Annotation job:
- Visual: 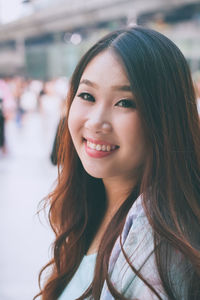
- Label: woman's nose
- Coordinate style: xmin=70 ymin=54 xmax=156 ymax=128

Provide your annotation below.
xmin=84 ymin=109 xmax=112 ymax=134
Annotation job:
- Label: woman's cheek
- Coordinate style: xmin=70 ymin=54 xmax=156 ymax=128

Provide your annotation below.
xmin=68 ymin=102 xmax=77 ymax=136
xmin=68 ymin=100 xmax=85 ymax=135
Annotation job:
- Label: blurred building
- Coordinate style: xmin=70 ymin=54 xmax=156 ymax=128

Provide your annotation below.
xmin=0 ymin=0 xmax=199 ymax=79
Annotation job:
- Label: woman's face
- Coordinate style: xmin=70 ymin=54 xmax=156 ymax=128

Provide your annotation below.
xmin=68 ymin=50 xmax=147 ymax=183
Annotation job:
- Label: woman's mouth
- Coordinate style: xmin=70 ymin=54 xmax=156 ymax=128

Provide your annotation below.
xmin=86 ymin=140 xmax=118 ymax=152
xmin=83 ymin=138 xmax=119 ymax=158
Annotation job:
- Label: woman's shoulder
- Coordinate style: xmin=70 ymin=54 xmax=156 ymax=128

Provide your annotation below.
xmin=121 ymin=194 xmax=151 ymax=243
xmin=110 ymin=194 xmax=154 ymax=271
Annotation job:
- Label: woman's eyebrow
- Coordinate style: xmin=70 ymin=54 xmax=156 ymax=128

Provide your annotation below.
xmin=113 ymin=85 xmax=131 ymax=91
xmin=80 ymin=79 xmax=98 ymax=88
xmin=80 ymin=79 xmax=131 ymax=91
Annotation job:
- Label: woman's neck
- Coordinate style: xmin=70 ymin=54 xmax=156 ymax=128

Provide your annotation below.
xmin=103 ymin=176 xmax=137 ymax=215
xmin=86 ymin=177 xmax=137 ymax=255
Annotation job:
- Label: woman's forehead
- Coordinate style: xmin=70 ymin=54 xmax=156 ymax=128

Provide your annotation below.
xmin=79 ymin=50 xmax=130 ymax=88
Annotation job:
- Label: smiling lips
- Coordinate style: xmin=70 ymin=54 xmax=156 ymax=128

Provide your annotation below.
xmin=84 ymin=138 xmax=119 ymax=158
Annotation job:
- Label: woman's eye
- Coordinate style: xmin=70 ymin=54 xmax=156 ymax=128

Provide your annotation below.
xmin=77 ymin=92 xmax=95 ymax=102
xmin=116 ymin=99 xmax=136 ymax=109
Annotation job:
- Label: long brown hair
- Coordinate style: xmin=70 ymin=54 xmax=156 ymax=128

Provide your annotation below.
xmin=35 ymin=27 xmax=200 ymax=299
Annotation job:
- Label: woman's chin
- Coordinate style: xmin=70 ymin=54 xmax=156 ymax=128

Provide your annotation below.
xmin=82 ymin=164 xmax=108 ymax=179
xmin=84 ymin=169 xmax=105 ymax=179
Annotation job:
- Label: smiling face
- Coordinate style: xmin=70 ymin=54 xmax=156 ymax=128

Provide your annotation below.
xmin=68 ymin=50 xmax=147 ymax=185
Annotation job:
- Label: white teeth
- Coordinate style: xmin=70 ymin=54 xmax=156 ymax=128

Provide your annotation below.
xmin=91 ymin=143 xmax=96 ymax=149
xmin=106 ymin=145 xmax=111 ymax=151
xmin=86 ymin=140 xmax=117 ymax=152
xmin=96 ymin=144 xmax=101 ymax=151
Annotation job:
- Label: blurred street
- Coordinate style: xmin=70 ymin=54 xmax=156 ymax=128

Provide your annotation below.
xmin=0 ymin=112 xmax=58 ymax=300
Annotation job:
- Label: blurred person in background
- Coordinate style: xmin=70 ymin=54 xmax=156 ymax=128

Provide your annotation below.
xmin=35 ymin=27 xmax=200 ymax=300
xmin=19 ymin=79 xmax=43 ymax=118
xmin=0 ymin=97 xmax=5 ymax=154
xmin=0 ymin=78 xmax=16 ymax=120
xmin=38 ymin=78 xmax=69 ymax=158
xmin=0 ymin=78 xmax=16 ymax=154
xmin=50 ymin=77 xmax=69 ymax=165
xmin=9 ymin=76 xmax=26 ymax=127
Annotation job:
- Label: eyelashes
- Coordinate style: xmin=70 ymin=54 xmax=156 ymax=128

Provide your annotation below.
xmin=77 ymin=92 xmax=136 ymax=109
xmin=77 ymin=92 xmax=94 ymax=102
xmin=116 ymin=99 xmax=136 ymax=109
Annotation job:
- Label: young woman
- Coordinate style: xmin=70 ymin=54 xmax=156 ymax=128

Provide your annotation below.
xmin=35 ymin=26 xmax=200 ymax=300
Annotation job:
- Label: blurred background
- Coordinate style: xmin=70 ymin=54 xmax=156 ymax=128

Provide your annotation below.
xmin=0 ymin=0 xmax=199 ymax=299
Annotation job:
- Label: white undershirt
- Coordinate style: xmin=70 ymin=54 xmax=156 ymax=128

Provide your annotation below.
xmin=58 ymin=253 xmax=97 ymax=300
